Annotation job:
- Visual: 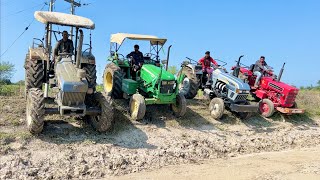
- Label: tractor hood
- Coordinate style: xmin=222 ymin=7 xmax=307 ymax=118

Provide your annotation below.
xmin=212 ymin=69 xmax=251 ymax=91
xmin=140 ymin=64 xmax=175 ymax=83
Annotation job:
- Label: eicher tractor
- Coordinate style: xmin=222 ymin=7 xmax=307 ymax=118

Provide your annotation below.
xmin=103 ymin=33 xmax=186 ymax=120
xmin=181 ymin=56 xmax=258 ymax=119
xmin=231 ymin=57 xmax=305 ymax=117
xmin=24 ymin=11 xmax=114 ymax=134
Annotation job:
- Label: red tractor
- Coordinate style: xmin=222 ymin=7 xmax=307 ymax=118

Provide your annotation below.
xmin=232 ymin=60 xmax=304 ymax=117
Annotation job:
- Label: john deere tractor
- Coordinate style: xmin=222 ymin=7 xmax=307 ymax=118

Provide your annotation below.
xmin=24 ymin=11 xmax=113 ymax=134
xmin=103 ymin=33 xmax=186 ymax=120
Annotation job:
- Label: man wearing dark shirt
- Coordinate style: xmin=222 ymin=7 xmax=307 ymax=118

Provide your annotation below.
xmin=126 ymin=44 xmax=144 ymax=71
xmin=54 ymin=31 xmax=74 ymax=58
xmin=253 ymin=56 xmax=272 ymax=87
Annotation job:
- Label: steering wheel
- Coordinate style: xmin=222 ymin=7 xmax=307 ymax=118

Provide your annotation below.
xmin=144 ymin=53 xmax=157 ymax=60
xmin=111 ymin=51 xmax=125 ymax=60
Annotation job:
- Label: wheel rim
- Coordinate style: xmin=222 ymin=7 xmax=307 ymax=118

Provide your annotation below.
xmin=180 ymin=77 xmax=190 ymax=94
xmin=104 ymin=72 xmax=113 ymax=92
xmin=130 ymin=99 xmax=139 ymax=115
xmin=210 ymin=103 xmax=220 ymax=116
xmin=260 ymin=102 xmax=270 ymax=115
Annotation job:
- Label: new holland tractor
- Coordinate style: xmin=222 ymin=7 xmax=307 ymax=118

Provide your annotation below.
xmin=231 ymin=57 xmax=305 ymax=117
xmin=103 ymin=33 xmax=186 ymax=120
xmin=24 ymin=11 xmax=114 ymax=134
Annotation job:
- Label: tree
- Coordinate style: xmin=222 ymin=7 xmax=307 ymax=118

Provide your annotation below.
xmin=167 ymin=65 xmax=178 ymax=75
xmin=317 ymin=80 xmax=320 ymax=87
xmin=0 ymin=61 xmax=15 ymax=84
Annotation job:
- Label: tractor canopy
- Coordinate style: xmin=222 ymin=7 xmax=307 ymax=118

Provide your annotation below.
xmin=34 ymin=11 xmax=95 ymax=29
xmin=110 ymin=33 xmax=167 ymax=46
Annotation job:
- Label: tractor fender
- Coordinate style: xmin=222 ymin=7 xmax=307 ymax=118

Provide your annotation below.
xmin=255 ymin=89 xmax=268 ymax=99
xmin=28 ymin=47 xmax=48 ymax=61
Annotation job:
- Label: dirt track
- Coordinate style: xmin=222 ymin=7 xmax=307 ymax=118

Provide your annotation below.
xmin=0 ymin=96 xmax=320 ymax=179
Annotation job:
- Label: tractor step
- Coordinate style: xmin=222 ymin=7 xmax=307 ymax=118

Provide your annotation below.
xmin=276 ymin=107 xmax=305 ymax=114
xmin=230 ymin=103 xmax=258 ymax=112
xmin=44 ymin=107 xmax=101 ymax=116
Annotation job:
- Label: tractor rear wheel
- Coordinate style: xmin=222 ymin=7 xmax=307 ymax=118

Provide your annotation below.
xmin=103 ymin=63 xmax=123 ymax=98
xmin=172 ymin=93 xmax=187 ymax=117
xmin=88 ymin=92 xmax=114 ymax=132
xmin=26 ymin=88 xmax=45 ymax=134
xmin=25 ymin=59 xmax=45 ymax=94
xmin=259 ymin=98 xmax=275 ymax=118
xmin=209 ymin=97 xmax=225 ymax=119
xmin=129 ymin=94 xmax=146 ymax=120
xmin=178 ymin=67 xmax=199 ymax=99
xmin=83 ymin=64 xmax=97 ymax=92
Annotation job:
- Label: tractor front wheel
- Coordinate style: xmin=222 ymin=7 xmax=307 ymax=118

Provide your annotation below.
xmin=25 ymin=59 xmax=45 ymax=94
xmin=259 ymin=98 xmax=275 ymax=118
xmin=129 ymin=94 xmax=146 ymax=120
xmin=26 ymin=88 xmax=45 ymax=134
xmin=103 ymin=63 xmax=123 ymax=98
xmin=88 ymin=92 xmax=114 ymax=132
xmin=178 ymin=67 xmax=199 ymax=99
xmin=209 ymin=97 xmax=225 ymax=119
xmin=171 ymin=93 xmax=187 ymax=117
xmin=234 ymin=101 xmax=252 ymax=119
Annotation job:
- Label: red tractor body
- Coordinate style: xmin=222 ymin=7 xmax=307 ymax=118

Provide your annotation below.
xmin=234 ymin=66 xmax=304 ymax=117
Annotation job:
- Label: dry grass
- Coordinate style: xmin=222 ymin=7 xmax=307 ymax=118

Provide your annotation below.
xmin=296 ymin=90 xmax=320 ymax=117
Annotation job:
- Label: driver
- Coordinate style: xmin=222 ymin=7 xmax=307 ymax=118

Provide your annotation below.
xmin=126 ymin=44 xmax=144 ymax=71
xmin=253 ymin=56 xmax=272 ymax=88
xmin=53 ymin=31 xmax=74 ymax=59
xmin=198 ymin=51 xmax=218 ymax=76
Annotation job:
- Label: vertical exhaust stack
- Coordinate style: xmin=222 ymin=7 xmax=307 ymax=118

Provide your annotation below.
xmin=76 ymin=29 xmax=83 ymax=68
xmin=233 ymin=55 xmax=244 ymax=77
xmin=277 ymin=62 xmax=285 ymax=82
xmin=166 ymin=45 xmax=172 ymax=71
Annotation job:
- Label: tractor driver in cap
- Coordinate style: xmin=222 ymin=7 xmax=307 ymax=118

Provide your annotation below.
xmin=198 ymin=51 xmax=218 ymax=76
xmin=127 ymin=44 xmax=144 ymax=72
xmin=253 ymin=56 xmax=273 ymax=88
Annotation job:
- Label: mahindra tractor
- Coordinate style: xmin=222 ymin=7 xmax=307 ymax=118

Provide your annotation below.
xmin=24 ymin=11 xmax=114 ymax=134
xmin=231 ymin=57 xmax=305 ymax=117
xmin=103 ymin=33 xmax=186 ymax=120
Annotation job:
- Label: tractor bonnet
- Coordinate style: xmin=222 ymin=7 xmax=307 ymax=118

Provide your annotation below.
xmin=34 ymin=11 xmax=95 ymax=29
xmin=110 ymin=33 xmax=167 ymax=46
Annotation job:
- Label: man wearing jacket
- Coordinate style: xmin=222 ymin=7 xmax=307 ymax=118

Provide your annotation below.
xmin=253 ymin=56 xmax=272 ymax=87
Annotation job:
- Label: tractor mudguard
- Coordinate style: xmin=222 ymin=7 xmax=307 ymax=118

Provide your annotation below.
xmin=255 ymin=89 xmax=267 ymax=99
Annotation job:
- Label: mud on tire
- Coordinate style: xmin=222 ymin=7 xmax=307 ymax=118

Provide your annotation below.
xmin=178 ymin=67 xmax=199 ymax=99
xmin=209 ymin=97 xmax=225 ymax=119
xmin=88 ymin=92 xmax=114 ymax=132
xmin=26 ymin=88 xmax=45 ymax=134
xmin=129 ymin=94 xmax=146 ymax=120
xmin=25 ymin=58 xmax=45 ymax=94
xmin=103 ymin=63 xmax=123 ymax=98
xmin=171 ymin=93 xmax=187 ymax=117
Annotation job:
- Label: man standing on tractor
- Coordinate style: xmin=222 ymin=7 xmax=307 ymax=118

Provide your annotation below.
xmin=127 ymin=44 xmax=144 ymax=72
xmin=198 ymin=51 xmax=218 ymax=76
xmin=53 ymin=31 xmax=74 ymax=58
xmin=253 ymin=56 xmax=273 ymax=88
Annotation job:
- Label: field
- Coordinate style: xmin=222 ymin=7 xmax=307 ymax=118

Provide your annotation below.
xmin=0 ymin=87 xmax=320 ymax=179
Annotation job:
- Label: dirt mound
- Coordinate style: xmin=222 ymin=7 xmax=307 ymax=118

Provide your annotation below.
xmin=0 ymin=97 xmax=320 ymax=179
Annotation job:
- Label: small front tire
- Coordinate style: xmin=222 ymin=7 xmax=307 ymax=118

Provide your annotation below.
xmin=129 ymin=94 xmax=146 ymax=120
xmin=171 ymin=93 xmax=187 ymax=117
xmin=209 ymin=97 xmax=225 ymax=119
xmin=259 ymin=98 xmax=275 ymax=118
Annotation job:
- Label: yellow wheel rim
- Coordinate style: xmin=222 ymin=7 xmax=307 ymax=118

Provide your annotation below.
xmin=130 ymin=99 xmax=139 ymax=115
xmin=104 ymin=72 xmax=113 ymax=92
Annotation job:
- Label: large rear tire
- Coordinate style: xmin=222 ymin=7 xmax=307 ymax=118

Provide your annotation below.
xmin=103 ymin=63 xmax=123 ymax=98
xmin=178 ymin=67 xmax=199 ymax=99
xmin=25 ymin=59 xmax=45 ymax=94
xmin=83 ymin=64 xmax=97 ymax=92
xmin=26 ymin=88 xmax=45 ymax=134
xmin=171 ymin=93 xmax=187 ymax=117
xmin=129 ymin=94 xmax=146 ymax=121
xmin=88 ymin=92 xmax=114 ymax=132
xmin=259 ymin=98 xmax=275 ymax=118
xmin=209 ymin=97 xmax=225 ymax=119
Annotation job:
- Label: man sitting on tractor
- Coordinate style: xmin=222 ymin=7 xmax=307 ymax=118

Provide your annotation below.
xmin=253 ymin=56 xmax=273 ymax=88
xmin=198 ymin=51 xmax=218 ymax=76
xmin=53 ymin=31 xmax=74 ymax=59
xmin=127 ymin=44 xmax=144 ymax=72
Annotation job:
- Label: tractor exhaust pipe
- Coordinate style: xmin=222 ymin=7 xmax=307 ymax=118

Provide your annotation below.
xmin=233 ymin=55 xmax=244 ymax=77
xmin=166 ymin=45 xmax=172 ymax=71
xmin=76 ymin=29 xmax=83 ymax=68
xmin=277 ymin=62 xmax=285 ymax=82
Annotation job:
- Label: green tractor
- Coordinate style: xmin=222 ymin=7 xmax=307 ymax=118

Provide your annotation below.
xmin=103 ymin=33 xmax=186 ymax=120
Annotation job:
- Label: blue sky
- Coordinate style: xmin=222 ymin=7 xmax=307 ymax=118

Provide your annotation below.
xmin=1 ymin=0 xmax=319 ymax=87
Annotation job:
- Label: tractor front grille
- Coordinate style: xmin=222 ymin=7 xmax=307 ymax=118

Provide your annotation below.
xmin=284 ymin=92 xmax=297 ymax=105
xmin=269 ymin=83 xmax=284 ymax=92
xmin=235 ymin=94 xmax=248 ymax=102
xmin=160 ymin=81 xmax=176 ymax=94
xmin=61 ymin=92 xmax=86 ymax=106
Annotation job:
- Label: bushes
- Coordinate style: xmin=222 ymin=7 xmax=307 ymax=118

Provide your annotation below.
xmin=0 ymin=84 xmax=24 ymax=96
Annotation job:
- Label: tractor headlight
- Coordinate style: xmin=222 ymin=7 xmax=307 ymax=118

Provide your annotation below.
xmin=162 ymin=81 xmax=168 ymax=85
xmin=236 ymin=89 xmax=249 ymax=94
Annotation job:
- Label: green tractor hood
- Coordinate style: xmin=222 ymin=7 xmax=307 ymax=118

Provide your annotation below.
xmin=140 ymin=64 xmax=175 ymax=83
